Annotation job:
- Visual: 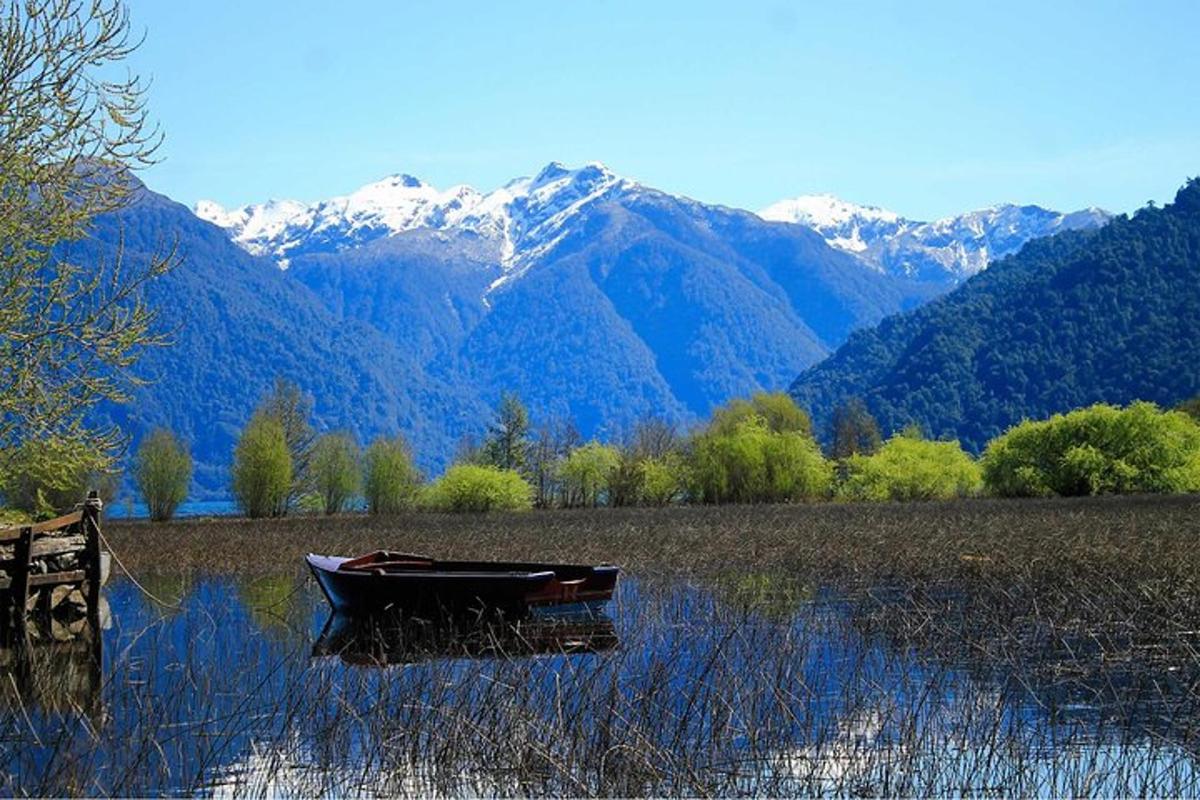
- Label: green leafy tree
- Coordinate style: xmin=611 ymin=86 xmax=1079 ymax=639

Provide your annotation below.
xmin=423 ymin=465 xmax=532 ymax=513
xmin=689 ymin=416 xmax=831 ymax=504
xmin=0 ymin=437 xmax=116 ymax=518
xmin=709 ymin=392 xmax=814 ymax=438
xmin=640 ymin=454 xmax=687 ymax=506
xmin=259 ymin=378 xmax=316 ymax=511
xmin=482 ymin=392 xmax=530 ymax=472
xmin=310 ymin=432 xmax=360 ymax=515
xmin=560 ymin=441 xmax=621 ymax=508
xmin=839 ymin=436 xmax=981 ymax=501
xmin=981 ymin=402 xmax=1200 ymax=497
xmin=363 ymin=435 xmax=419 ymax=514
xmin=0 ymin=0 xmax=173 ymax=472
xmin=133 ymin=429 xmax=192 ymax=521
xmin=231 ymin=412 xmax=292 ymax=518
xmin=828 ymin=398 xmax=883 ymax=459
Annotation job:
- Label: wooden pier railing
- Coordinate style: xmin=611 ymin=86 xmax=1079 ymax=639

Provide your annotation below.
xmin=0 ymin=490 xmax=105 ymax=640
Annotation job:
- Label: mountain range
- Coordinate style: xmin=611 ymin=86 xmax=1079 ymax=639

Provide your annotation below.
xmin=77 ymin=162 xmax=1118 ymax=494
xmin=790 ymin=179 xmax=1200 ymax=451
xmin=760 ymin=193 xmax=1110 ymax=282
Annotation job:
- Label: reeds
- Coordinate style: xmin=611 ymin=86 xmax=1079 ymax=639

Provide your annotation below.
xmin=0 ymin=494 xmax=1197 ymax=796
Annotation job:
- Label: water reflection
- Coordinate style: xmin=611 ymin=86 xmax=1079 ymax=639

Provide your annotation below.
xmin=313 ymin=611 xmax=619 ymax=667
xmin=0 ymin=573 xmax=1195 ymax=796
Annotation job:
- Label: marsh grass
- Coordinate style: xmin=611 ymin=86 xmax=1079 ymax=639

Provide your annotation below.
xmin=0 ymin=495 xmax=1197 ymax=796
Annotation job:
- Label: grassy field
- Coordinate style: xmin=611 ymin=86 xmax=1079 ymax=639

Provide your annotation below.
xmin=106 ymin=493 xmax=1200 ymax=583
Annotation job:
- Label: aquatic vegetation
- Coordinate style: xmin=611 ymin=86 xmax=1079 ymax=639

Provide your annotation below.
xmin=0 ymin=496 xmax=1197 ymax=795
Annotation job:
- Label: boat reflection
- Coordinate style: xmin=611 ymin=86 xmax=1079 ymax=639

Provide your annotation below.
xmin=312 ymin=610 xmax=619 ymax=667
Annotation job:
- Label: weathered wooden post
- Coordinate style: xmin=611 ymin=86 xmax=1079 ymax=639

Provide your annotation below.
xmin=81 ymin=490 xmax=103 ymax=636
xmin=11 ymin=525 xmax=32 ymax=638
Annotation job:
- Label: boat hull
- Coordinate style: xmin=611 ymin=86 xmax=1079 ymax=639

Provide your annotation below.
xmin=305 ymin=553 xmax=618 ymax=616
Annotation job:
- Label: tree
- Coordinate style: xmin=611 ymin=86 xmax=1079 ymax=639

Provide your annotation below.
xmin=363 ymin=435 xmax=419 ymax=514
xmin=0 ymin=436 xmax=116 ymax=518
xmin=839 ymin=436 xmax=981 ymax=501
xmin=259 ymin=378 xmax=315 ymax=511
xmin=482 ymin=392 xmax=530 ymax=472
xmin=231 ymin=412 xmax=292 ymax=518
xmin=527 ymin=416 xmax=578 ymax=508
xmin=560 ymin=442 xmax=621 ymax=508
xmin=981 ymin=402 xmax=1200 ymax=497
xmin=709 ymin=392 xmax=814 ymax=438
xmin=640 ymin=454 xmax=686 ymax=506
xmin=310 ymin=432 xmax=360 ymax=515
xmin=423 ymin=465 xmax=532 ymax=513
xmin=133 ymin=429 xmax=191 ymax=521
xmin=689 ymin=417 xmax=831 ymax=504
xmin=0 ymin=1 xmax=173 ymax=472
xmin=828 ymin=398 xmax=882 ymax=459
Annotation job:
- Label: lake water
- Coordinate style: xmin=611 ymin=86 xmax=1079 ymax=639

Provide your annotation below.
xmin=1 ymin=573 xmax=1197 ymax=796
xmin=106 ymin=499 xmax=239 ymax=519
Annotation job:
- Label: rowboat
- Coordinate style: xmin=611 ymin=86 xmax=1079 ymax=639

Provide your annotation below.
xmin=305 ymin=550 xmax=619 ymax=616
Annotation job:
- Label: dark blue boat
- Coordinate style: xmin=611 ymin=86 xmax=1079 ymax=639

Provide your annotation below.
xmin=305 ymin=551 xmax=619 ymax=616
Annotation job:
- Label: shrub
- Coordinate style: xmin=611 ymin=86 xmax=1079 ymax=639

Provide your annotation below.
xmin=0 ymin=437 xmax=116 ymax=518
xmin=839 ymin=436 xmax=981 ymax=501
xmin=981 ymin=402 xmax=1200 ymax=497
xmin=560 ymin=441 xmax=621 ymax=507
xmin=689 ymin=417 xmax=831 ymax=504
xmin=424 ymin=465 xmax=532 ymax=513
xmin=311 ymin=432 xmax=361 ymax=515
xmin=363 ymin=436 xmax=419 ymax=514
xmin=134 ymin=429 xmax=192 ymax=521
xmin=231 ymin=412 xmax=292 ymax=518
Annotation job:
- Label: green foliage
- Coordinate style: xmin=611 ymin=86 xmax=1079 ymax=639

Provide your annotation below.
xmin=259 ymin=378 xmax=316 ymax=509
xmin=133 ymin=429 xmax=192 ymax=521
xmin=362 ymin=436 xmax=419 ymax=514
xmin=482 ymin=392 xmax=530 ymax=472
xmin=310 ymin=432 xmax=360 ymax=515
xmin=829 ymin=397 xmax=882 ymax=459
xmin=640 ymin=455 xmax=687 ymax=506
xmin=689 ymin=416 xmax=832 ymax=504
xmin=423 ymin=464 xmax=532 ymax=513
xmin=710 ymin=392 xmax=813 ymax=437
xmin=231 ymin=412 xmax=292 ymax=518
xmin=0 ymin=437 xmax=116 ymax=519
xmin=793 ymin=179 xmax=1200 ymax=453
xmin=560 ymin=441 xmax=621 ymax=507
xmin=0 ymin=0 xmax=172 ymax=466
xmin=981 ymin=402 xmax=1200 ymax=497
xmin=839 ymin=436 xmax=981 ymax=501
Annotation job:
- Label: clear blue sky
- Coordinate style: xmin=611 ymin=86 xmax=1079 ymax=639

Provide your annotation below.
xmin=127 ymin=0 xmax=1199 ymax=219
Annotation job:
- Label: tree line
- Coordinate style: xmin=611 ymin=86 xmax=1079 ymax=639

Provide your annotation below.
xmin=114 ymin=384 xmax=1200 ymax=521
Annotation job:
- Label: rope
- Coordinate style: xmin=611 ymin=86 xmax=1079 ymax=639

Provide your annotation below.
xmin=97 ymin=529 xmax=182 ymax=610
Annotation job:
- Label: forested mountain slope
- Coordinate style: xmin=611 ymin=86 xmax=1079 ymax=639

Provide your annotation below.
xmin=790 ymin=179 xmax=1200 ymax=451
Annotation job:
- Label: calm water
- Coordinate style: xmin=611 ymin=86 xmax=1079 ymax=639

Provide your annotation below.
xmin=0 ymin=573 xmax=1197 ymax=796
xmin=106 ymin=499 xmax=239 ymax=520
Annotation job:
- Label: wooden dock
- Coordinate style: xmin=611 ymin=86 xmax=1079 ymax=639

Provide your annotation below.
xmin=0 ymin=490 xmax=106 ymax=643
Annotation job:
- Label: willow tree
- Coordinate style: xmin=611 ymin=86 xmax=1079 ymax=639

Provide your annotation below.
xmin=0 ymin=0 xmax=172 ymax=471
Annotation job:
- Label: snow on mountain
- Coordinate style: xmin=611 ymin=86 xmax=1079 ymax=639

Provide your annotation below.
xmin=760 ymin=194 xmax=905 ymax=256
xmin=195 ymin=162 xmax=630 ymax=273
xmin=759 ymin=195 xmax=1110 ymax=281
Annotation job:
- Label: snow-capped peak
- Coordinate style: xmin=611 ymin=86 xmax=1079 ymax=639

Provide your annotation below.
xmin=195 ymin=161 xmax=631 ymax=271
xmin=759 ymin=193 xmax=902 ymax=229
xmin=759 ymin=194 xmax=907 ymax=255
xmin=758 ymin=193 xmax=1110 ymax=280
